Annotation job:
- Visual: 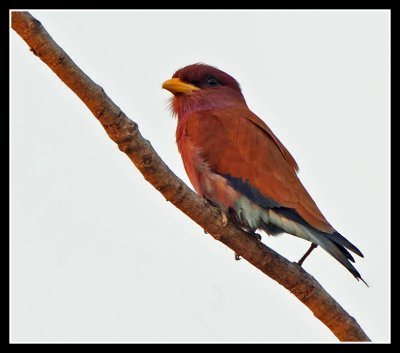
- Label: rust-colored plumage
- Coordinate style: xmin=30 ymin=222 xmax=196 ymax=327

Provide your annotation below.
xmin=162 ymin=63 xmax=365 ymax=283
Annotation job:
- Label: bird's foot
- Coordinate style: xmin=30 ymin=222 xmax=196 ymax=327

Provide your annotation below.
xmin=297 ymin=243 xmax=318 ymax=266
xmin=221 ymin=212 xmax=228 ymax=228
xmin=235 ymin=253 xmax=241 ymax=261
xmin=254 ymin=232 xmax=262 ymax=242
xmin=243 ymin=228 xmax=262 ymax=242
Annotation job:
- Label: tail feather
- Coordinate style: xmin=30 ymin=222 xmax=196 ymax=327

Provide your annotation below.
xmin=309 ymin=231 xmax=360 ymax=278
xmin=324 ymin=231 xmax=364 ymax=257
xmin=264 ymin=210 xmax=367 ymax=284
xmin=333 ymin=242 xmax=355 ymax=263
xmin=265 ymin=207 xmax=364 ymax=258
xmin=299 ymin=225 xmax=368 ymax=286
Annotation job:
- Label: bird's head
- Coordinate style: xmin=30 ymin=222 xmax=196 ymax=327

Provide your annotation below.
xmin=162 ymin=63 xmax=247 ymax=118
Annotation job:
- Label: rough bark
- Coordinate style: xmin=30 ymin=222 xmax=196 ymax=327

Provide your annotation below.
xmin=11 ymin=11 xmax=370 ymax=342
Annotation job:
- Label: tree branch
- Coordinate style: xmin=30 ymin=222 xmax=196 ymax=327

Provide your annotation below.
xmin=11 ymin=11 xmax=370 ymax=342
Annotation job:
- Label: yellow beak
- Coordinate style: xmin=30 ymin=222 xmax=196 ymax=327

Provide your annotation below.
xmin=162 ymin=78 xmax=201 ymax=94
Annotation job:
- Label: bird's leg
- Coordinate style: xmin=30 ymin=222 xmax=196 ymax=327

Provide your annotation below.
xmin=225 ymin=208 xmax=261 ymax=260
xmin=227 ymin=208 xmax=262 ymax=242
xmin=297 ymin=243 xmax=318 ymax=266
xmin=203 ymin=197 xmax=229 ymax=228
xmin=234 ymin=229 xmax=261 ymax=261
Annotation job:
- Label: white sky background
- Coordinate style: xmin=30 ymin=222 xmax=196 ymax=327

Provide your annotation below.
xmin=10 ymin=10 xmax=390 ymax=343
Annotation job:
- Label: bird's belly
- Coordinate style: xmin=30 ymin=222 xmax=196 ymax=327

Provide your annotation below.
xmin=178 ymin=137 xmax=239 ymax=206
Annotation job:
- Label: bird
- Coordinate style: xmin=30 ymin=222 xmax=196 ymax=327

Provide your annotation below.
xmin=162 ymin=63 xmax=366 ymax=284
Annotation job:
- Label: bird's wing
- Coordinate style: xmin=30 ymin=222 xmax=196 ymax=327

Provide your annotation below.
xmin=185 ymin=106 xmax=334 ymax=233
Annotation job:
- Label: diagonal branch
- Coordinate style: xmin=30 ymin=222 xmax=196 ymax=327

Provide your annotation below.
xmin=11 ymin=11 xmax=370 ymax=342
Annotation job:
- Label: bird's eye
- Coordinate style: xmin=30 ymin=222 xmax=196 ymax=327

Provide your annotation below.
xmin=206 ymin=76 xmax=220 ymax=87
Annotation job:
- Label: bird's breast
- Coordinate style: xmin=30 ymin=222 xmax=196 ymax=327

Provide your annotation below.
xmin=176 ymin=121 xmax=239 ymax=209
